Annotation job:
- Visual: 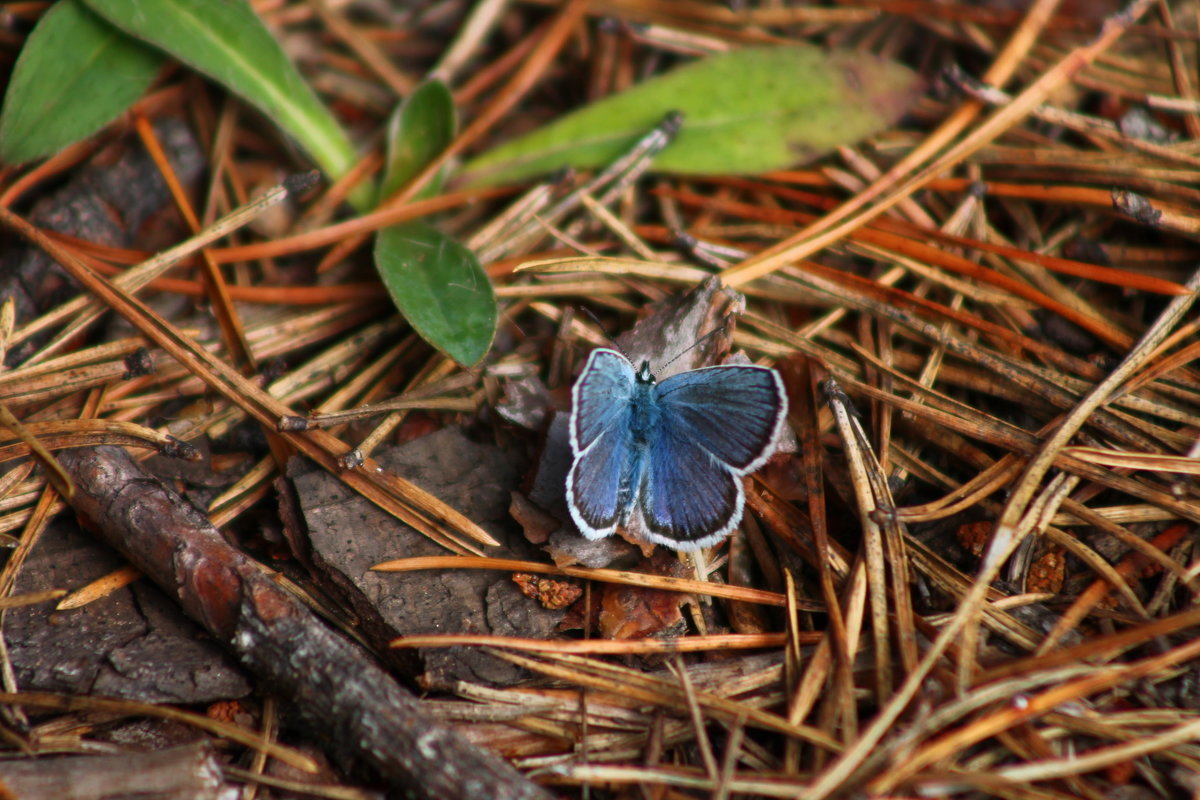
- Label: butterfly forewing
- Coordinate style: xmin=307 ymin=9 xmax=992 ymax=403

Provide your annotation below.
xmin=654 ymin=365 xmax=787 ymax=472
xmin=570 ymin=349 xmax=636 ymax=451
xmin=567 ymin=349 xmax=637 ymax=538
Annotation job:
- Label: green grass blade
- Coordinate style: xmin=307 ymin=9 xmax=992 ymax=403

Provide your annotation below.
xmin=82 ymin=0 xmax=367 ymax=208
xmin=0 ymin=0 xmax=163 ymax=165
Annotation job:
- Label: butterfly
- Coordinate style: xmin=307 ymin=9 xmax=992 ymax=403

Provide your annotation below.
xmin=566 ymin=348 xmax=788 ymax=551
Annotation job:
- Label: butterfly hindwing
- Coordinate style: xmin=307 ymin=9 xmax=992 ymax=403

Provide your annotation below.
xmin=639 ymin=422 xmax=743 ymax=548
xmin=654 ymin=365 xmax=787 ymax=473
xmin=566 ymin=420 xmax=632 ymax=538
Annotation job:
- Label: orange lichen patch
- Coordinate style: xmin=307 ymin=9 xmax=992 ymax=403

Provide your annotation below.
xmin=1026 ymin=545 xmax=1066 ymax=594
xmin=513 ymin=573 xmax=582 ymax=610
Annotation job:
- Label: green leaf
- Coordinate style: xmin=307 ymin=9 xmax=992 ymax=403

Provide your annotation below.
xmin=380 ymin=79 xmax=456 ymax=202
xmin=81 ymin=0 xmax=367 ymax=209
xmin=375 ymin=221 xmax=496 ymax=367
xmin=460 ymin=45 xmax=923 ymax=187
xmin=0 ymin=0 xmax=163 ymax=165
xmin=376 ymin=81 xmax=483 ymax=365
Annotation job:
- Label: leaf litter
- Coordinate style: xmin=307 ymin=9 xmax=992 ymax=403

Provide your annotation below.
xmin=1 ymin=0 xmax=1200 ymax=798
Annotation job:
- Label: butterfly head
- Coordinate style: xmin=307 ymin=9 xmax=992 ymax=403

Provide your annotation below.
xmin=636 ymin=360 xmax=656 ymax=385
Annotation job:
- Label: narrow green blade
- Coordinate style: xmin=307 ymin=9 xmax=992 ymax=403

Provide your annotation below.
xmin=0 ymin=0 xmax=162 ymax=165
xmin=83 ymin=0 xmax=366 ymax=208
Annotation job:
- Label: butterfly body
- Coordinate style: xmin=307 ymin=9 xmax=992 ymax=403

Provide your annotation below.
xmin=567 ymin=348 xmax=787 ymax=551
xmin=609 ymin=363 xmax=658 ymax=528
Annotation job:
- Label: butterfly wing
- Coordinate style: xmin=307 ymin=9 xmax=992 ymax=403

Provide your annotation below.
xmin=638 ymin=365 xmax=787 ymax=549
xmin=655 ymin=365 xmax=787 ymax=472
xmin=639 ymin=424 xmax=745 ymax=549
xmin=569 ymin=349 xmax=635 ymax=452
xmin=567 ymin=349 xmax=636 ymax=539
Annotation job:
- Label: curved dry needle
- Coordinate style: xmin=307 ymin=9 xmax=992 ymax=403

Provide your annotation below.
xmin=0 ymin=400 xmax=73 ymax=501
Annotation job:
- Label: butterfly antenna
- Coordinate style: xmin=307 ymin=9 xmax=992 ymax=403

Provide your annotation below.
xmin=578 ymin=306 xmax=634 ymax=362
xmin=658 ymin=314 xmax=735 ymax=373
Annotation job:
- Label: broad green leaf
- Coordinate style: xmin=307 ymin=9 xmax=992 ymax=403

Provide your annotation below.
xmin=380 ymin=79 xmax=456 ymax=202
xmin=82 ymin=0 xmax=367 ymax=208
xmin=460 ymin=45 xmax=923 ymax=187
xmin=0 ymin=0 xmax=162 ymax=164
xmin=375 ymin=221 xmax=496 ymax=367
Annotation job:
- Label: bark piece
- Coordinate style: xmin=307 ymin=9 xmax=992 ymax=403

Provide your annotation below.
xmin=294 ymin=427 xmax=564 ymax=687
xmin=5 ymin=519 xmax=251 ymax=703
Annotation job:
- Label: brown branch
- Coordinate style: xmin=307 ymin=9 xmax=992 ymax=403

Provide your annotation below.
xmin=56 ymin=445 xmax=551 ymax=800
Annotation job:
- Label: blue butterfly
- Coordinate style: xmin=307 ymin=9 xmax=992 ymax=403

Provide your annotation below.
xmin=566 ymin=348 xmax=788 ymax=551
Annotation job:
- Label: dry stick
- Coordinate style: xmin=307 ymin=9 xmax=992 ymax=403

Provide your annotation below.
xmin=55 ymin=445 xmax=549 ymax=800
xmin=373 ymin=555 xmax=798 ymax=608
xmin=392 ymin=632 xmax=794 ymax=654
xmin=0 ymin=742 xmax=242 ymax=798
